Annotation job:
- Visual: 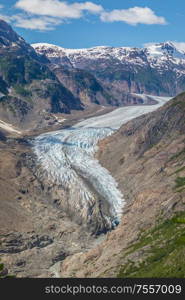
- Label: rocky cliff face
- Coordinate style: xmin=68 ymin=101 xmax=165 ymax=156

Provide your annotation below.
xmin=33 ymin=42 xmax=185 ymax=102
xmin=58 ymin=92 xmax=185 ymax=278
xmin=50 ymin=65 xmax=118 ymax=107
xmin=32 ymin=42 xmax=118 ymax=108
xmin=0 ymin=20 xmax=84 ymax=130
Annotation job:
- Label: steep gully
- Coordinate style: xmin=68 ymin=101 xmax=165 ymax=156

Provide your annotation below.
xmin=33 ymin=95 xmax=171 ymax=233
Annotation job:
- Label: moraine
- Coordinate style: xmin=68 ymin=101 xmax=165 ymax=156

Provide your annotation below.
xmin=33 ymin=95 xmax=171 ymax=233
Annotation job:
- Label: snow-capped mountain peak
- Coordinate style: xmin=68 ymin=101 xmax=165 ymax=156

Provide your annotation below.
xmin=145 ymin=41 xmax=185 ymax=60
xmin=32 ymin=41 xmax=185 ymax=98
xmin=32 ymin=41 xmax=185 ymax=64
xmin=32 ymin=43 xmax=66 ymax=56
xmin=32 ymin=43 xmax=73 ymax=67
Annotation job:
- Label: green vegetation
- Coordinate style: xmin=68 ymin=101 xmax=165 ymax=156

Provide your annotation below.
xmin=100 ymin=66 xmax=168 ymax=95
xmin=171 ymin=166 xmax=185 ymax=175
xmin=0 ymin=95 xmax=31 ymax=116
xmin=0 ymin=260 xmax=6 ymax=279
xmin=0 ymin=263 xmax=4 ymax=272
xmin=0 ymin=52 xmax=76 ymax=114
xmin=169 ymin=148 xmax=185 ymax=161
xmin=0 ymin=77 xmax=8 ymax=94
xmin=0 ymin=258 xmax=15 ymax=278
xmin=24 ymin=58 xmax=55 ymax=82
xmin=173 ymin=216 xmax=185 ymax=224
xmin=45 ymin=82 xmax=81 ymax=113
xmin=0 ymin=53 xmax=55 ymax=86
xmin=117 ymin=211 xmax=185 ymax=278
xmin=171 ymin=101 xmax=185 ymax=108
xmin=13 ymin=85 xmax=32 ymax=97
xmin=74 ymin=71 xmax=102 ymax=92
xmin=0 ymin=55 xmax=25 ymax=85
xmin=135 ymin=68 xmax=167 ymax=94
xmin=175 ymin=177 xmax=185 ymax=189
xmin=64 ymin=69 xmax=111 ymax=106
xmin=171 ymin=93 xmax=185 ymax=108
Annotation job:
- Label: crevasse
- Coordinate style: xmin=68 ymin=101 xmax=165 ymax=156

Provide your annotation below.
xmin=33 ymin=95 xmax=171 ymax=229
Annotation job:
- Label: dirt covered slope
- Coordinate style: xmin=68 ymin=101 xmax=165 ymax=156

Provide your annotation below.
xmin=59 ymin=92 xmax=185 ymax=278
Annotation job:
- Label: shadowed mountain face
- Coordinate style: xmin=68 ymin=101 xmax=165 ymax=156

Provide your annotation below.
xmin=33 ymin=42 xmax=185 ymax=101
xmin=0 ymin=19 xmax=84 ymax=130
xmin=0 ymin=20 xmax=47 ymax=62
xmin=50 ymin=65 xmax=118 ymax=107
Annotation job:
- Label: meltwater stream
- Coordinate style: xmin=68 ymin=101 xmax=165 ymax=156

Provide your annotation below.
xmin=34 ymin=95 xmax=171 ymax=231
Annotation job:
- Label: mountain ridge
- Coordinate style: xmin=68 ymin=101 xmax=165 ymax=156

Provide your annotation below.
xmin=0 ymin=19 xmax=85 ymax=130
xmin=33 ymin=41 xmax=185 ymax=99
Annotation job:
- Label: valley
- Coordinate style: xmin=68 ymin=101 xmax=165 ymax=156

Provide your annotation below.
xmin=0 ymin=18 xmax=185 ymax=279
xmin=0 ymin=94 xmax=172 ymax=277
xmin=34 ymin=94 xmax=171 ymax=234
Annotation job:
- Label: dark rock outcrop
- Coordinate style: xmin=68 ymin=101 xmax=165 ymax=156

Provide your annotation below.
xmin=0 ymin=19 xmax=83 ymax=130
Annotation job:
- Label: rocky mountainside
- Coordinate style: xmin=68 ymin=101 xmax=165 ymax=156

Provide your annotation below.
xmin=1 ymin=91 xmax=184 ymax=278
xmin=57 ymin=92 xmax=185 ymax=278
xmin=0 ymin=20 xmax=84 ymax=130
xmin=0 ymin=93 xmax=170 ymax=278
xmin=50 ymin=65 xmax=118 ymax=107
xmin=31 ymin=43 xmax=121 ymax=108
xmin=0 ymin=134 xmax=96 ymax=277
xmin=1 ymin=19 xmax=185 ymax=279
xmin=33 ymin=42 xmax=185 ymax=101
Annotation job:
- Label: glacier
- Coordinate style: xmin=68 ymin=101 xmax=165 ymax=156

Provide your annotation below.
xmin=33 ymin=95 xmax=171 ymax=231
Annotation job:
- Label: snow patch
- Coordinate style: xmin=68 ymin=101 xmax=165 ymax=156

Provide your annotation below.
xmin=0 ymin=120 xmax=21 ymax=134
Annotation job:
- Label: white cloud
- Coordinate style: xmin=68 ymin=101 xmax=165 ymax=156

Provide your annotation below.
xmin=0 ymin=5 xmax=13 ymax=24
xmin=13 ymin=15 xmax=62 ymax=30
xmin=100 ymin=7 xmax=167 ymax=25
xmin=15 ymin=0 xmax=103 ymax=19
xmin=0 ymin=1 xmax=167 ymax=31
xmin=13 ymin=0 xmax=103 ymax=30
xmin=0 ymin=4 xmax=11 ymax=22
xmin=0 ymin=14 xmax=13 ymax=23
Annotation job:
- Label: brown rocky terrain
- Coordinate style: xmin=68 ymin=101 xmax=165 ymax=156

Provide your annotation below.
xmin=1 ymin=91 xmax=185 ymax=278
xmin=58 ymin=92 xmax=185 ymax=278
xmin=0 ymin=97 xmax=116 ymax=277
xmin=0 ymin=99 xmax=114 ymax=277
xmin=0 ymin=132 xmax=99 ymax=277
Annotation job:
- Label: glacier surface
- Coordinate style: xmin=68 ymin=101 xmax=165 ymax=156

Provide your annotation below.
xmin=34 ymin=95 xmax=171 ymax=230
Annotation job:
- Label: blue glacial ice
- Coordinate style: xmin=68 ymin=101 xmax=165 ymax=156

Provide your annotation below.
xmin=33 ymin=95 xmax=171 ymax=229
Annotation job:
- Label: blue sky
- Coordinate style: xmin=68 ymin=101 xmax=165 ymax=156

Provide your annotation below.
xmin=0 ymin=0 xmax=184 ymax=49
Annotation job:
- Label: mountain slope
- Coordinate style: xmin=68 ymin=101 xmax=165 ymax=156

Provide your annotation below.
xmin=32 ymin=43 xmax=120 ymax=107
xmin=58 ymin=92 xmax=185 ymax=277
xmin=50 ymin=65 xmax=118 ymax=107
xmin=0 ymin=20 xmax=83 ymax=129
xmin=33 ymin=42 xmax=185 ymax=100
